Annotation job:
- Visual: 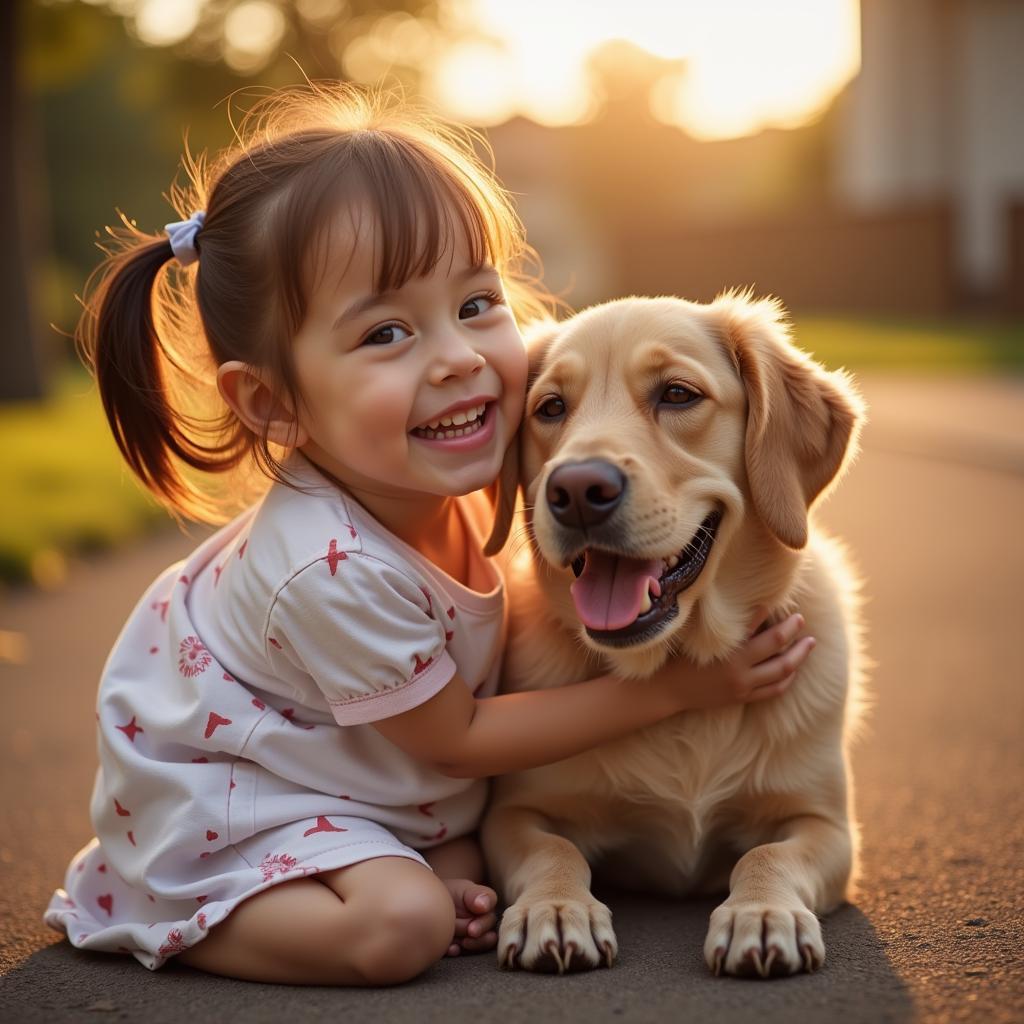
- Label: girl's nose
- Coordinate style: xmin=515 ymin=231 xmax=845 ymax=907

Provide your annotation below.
xmin=428 ymin=332 xmax=486 ymax=385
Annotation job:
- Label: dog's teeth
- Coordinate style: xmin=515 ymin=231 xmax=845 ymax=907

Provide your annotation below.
xmin=638 ymin=591 xmax=652 ymax=615
xmin=667 ymin=554 xmax=679 ymax=569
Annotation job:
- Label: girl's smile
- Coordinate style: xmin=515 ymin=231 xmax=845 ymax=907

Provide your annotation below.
xmin=287 ymin=201 xmax=527 ymax=534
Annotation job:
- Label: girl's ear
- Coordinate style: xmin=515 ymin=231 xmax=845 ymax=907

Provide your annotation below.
xmin=483 ymin=319 xmax=562 ymax=556
xmin=217 ymin=361 xmax=309 ymax=448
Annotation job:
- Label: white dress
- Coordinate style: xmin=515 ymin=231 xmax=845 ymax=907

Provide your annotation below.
xmin=44 ymin=452 xmax=506 ymax=969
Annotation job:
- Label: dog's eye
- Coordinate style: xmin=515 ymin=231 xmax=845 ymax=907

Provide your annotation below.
xmin=536 ymin=396 xmax=566 ymax=420
xmin=660 ymin=384 xmax=702 ymax=407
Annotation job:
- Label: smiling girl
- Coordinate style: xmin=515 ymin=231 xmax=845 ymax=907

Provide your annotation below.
xmin=44 ymin=83 xmax=813 ymax=986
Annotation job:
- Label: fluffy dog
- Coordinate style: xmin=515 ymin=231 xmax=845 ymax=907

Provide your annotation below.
xmin=482 ymin=292 xmax=867 ymax=978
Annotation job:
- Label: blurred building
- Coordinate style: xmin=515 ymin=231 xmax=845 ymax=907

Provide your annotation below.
xmin=836 ymin=0 xmax=1024 ymax=312
xmin=492 ymin=0 xmax=1024 ymax=316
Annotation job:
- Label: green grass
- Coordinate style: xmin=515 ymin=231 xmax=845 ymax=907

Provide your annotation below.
xmin=0 ymin=365 xmax=169 ymax=585
xmin=0 ymin=316 xmax=1021 ymax=586
xmin=793 ymin=316 xmax=1024 ymax=374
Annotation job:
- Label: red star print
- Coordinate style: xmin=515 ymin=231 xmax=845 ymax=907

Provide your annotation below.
xmin=420 ymin=587 xmax=433 ymax=614
xmin=203 ymin=712 xmax=232 ymax=739
xmin=191 ymin=756 xmax=209 ymax=764
xmin=149 ymin=646 xmax=159 ymax=655
xmin=151 ymin=600 xmax=169 ymax=623
xmin=447 ymin=606 xmax=456 ymax=620
xmin=238 ymin=538 xmax=248 ymax=559
xmin=222 ymin=672 xmax=234 ymax=681
xmin=114 ymin=798 xmax=130 ymax=817
xmin=344 ymin=522 xmax=358 ymax=539
xmin=214 ymin=564 xmax=223 ymax=586
xmin=419 ymin=824 xmax=448 ymax=843
xmin=445 ymin=630 xmax=454 ymax=642
xmin=127 ymin=831 xmax=136 ymax=846
xmin=178 ymin=574 xmax=189 ymax=585
xmin=417 ymin=802 xmax=435 ymax=817
xmin=413 ymin=654 xmax=433 ymax=675
xmin=116 ymin=716 xmax=144 ymax=743
xmin=97 ymin=894 xmax=113 ymax=917
xmin=268 ymin=637 xmax=282 ymax=650
xmin=252 ymin=698 xmax=266 ymax=710
xmin=197 ymin=912 xmax=207 ymax=930
xmin=326 ymin=538 xmax=347 ymax=576
xmin=303 ymin=815 xmax=348 ymax=838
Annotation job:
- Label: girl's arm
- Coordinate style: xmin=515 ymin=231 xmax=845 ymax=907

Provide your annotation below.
xmin=373 ymin=612 xmax=813 ymax=779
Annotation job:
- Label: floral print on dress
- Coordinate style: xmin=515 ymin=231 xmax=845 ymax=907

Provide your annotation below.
xmin=259 ymin=852 xmax=299 ymax=882
xmin=178 ymin=636 xmax=212 ymax=678
xmin=157 ymin=928 xmax=188 ymax=957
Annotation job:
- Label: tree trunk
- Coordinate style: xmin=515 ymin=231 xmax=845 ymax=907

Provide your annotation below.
xmin=0 ymin=0 xmax=50 ymax=402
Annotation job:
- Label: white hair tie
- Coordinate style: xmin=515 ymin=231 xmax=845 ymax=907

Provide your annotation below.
xmin=165 ymin=210 xmax=206 ymax=266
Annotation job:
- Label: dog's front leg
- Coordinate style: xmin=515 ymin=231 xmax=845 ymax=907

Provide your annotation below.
xmin=482 ymin=803 xmax=616 ymax=973
xmin=704 ymin=813 xmax=852 ymax=978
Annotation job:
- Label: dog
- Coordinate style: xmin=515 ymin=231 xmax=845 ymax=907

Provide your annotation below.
xmin=481 ymin=292 xmax=867 ymax=978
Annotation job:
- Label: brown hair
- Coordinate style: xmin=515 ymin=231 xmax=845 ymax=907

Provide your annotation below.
xmin=76 ymin=82 xmax=553 ymax=523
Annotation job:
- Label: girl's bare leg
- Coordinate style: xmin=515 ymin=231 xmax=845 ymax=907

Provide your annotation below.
xmin=421 ymin=835 xmax=498 ymax=956
xmin=177 ymin=855 xmax=455 ymax=986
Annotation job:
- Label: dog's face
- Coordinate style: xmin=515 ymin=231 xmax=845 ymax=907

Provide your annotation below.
xmin=488 ymin=294 xmax=864 ymax=673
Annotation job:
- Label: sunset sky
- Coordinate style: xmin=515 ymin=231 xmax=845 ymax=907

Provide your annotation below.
xmin=122 ymin=0 xmax=862 ymax=140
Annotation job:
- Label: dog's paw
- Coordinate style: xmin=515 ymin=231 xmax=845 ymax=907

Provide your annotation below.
xmin=498 ymin=894 xmax=617 ymax=973
xmin=704 ymin=900 xmax=824 ymax=978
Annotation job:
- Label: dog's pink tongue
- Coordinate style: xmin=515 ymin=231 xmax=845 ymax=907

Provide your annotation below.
xmin=570 ymin=551 xmax=662 ymax=631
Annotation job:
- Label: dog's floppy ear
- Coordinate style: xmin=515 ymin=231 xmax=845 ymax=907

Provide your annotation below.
xmin=483 ymin=318 xmax=562 ymax=556
xmin=711 ymin=292 xmax=865 ymax=550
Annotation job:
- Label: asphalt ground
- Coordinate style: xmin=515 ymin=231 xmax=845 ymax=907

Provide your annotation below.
xmin=1 ymin=375 xmax=1022 ymax=1024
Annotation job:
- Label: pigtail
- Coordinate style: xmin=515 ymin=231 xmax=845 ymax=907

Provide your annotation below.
xmin=75 ymin=223 xmax=246 ymax=523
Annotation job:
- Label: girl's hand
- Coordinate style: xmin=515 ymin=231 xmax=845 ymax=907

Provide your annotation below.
xmin=662 ymin=610 xmax=815 ymax=712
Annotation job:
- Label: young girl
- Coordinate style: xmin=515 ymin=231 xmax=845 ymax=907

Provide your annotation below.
xmin=44 ymin=84 xmax=813 ymax=986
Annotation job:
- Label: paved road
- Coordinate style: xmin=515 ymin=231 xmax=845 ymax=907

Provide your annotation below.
xmin=1 ymin=376 xmax=1022 ymax=1023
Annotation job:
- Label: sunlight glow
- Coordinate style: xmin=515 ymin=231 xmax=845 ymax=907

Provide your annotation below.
xmin=223 ymin=1 xmax=287 ymax=72
xmin=134 ymin=0 xmax=202 ymax=47
xmin=430 ymin=0 xmax=860 ymax=138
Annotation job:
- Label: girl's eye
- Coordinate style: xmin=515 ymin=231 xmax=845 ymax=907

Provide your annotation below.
xmin=660 ymin=383 xmax=703 ymax=407
xmin=361 ymin=323 xmax=411 ymax=347
xmin=535 ymin=396 xmax=566 ymax=420
xmin=459 ymin=291 xmax=501 ymax=320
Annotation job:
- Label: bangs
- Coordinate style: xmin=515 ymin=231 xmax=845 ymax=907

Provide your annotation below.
xmin=287 ymin=130 xmax=521 ymax=313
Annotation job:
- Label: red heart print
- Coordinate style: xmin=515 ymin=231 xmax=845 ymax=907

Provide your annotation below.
xmin=206 ymin=830 xmax=218 ymax=841
xmin=97 ymin=894 xmax=113 ymax=916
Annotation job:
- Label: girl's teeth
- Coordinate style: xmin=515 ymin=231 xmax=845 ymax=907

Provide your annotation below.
xmin=451 ymin=410 xmax=468 ymax=425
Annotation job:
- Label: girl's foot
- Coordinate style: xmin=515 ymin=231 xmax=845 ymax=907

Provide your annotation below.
xmin=443 ymin=878 xmax=498 ymax=956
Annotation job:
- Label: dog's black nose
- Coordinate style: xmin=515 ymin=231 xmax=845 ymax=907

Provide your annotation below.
xmin=546 ymin=460 xmax=627 ymax=528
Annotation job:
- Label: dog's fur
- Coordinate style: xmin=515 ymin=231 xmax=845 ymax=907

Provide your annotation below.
xmin=481 ymin=293 xmax=867 ymax=977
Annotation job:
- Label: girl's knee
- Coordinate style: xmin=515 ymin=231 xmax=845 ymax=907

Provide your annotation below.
xmin=348 ymin=874 xmax=455 ymax=985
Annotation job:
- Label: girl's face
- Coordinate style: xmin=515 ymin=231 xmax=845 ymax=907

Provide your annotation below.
xmin=289 ymin=203 xmax=527 ymax=502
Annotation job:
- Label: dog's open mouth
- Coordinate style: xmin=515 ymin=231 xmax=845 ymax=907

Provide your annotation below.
xmin=568 ymin=511 xmax=722 ymax=647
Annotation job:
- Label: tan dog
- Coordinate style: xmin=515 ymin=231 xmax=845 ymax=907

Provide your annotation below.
xmin=481 ymin=292 xmax=867 ymax=978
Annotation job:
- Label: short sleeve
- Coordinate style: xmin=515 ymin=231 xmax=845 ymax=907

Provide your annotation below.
xmin=266 ymin=553 xmax=456 ymax=726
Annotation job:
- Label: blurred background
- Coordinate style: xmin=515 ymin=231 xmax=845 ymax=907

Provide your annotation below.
xmin=2 ymin=7 xmax=1023 ymax=1018
xmin=1 ymin=0 xmax=1022 ymax=587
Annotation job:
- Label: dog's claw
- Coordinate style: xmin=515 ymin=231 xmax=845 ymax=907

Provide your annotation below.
xmin=544 ymin=940 xmax=566 ymax=974
xmin=602 ymin=940 xmax=615 ymax=969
